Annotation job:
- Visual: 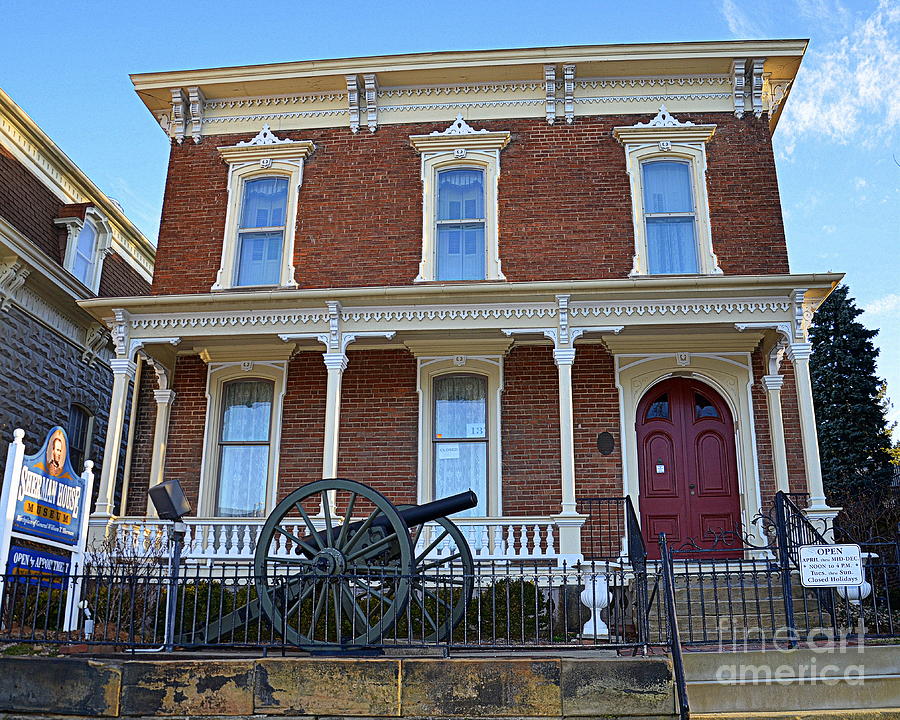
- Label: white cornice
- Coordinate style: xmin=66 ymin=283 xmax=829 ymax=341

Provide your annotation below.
xmin=131 ymin=40 xmax=807 ymax=93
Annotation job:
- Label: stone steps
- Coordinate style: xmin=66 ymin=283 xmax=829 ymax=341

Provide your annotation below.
xmin=684 ymin=645 xmax=900 ymax=715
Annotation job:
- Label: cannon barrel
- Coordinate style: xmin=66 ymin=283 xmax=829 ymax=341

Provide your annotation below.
xmin=396 ymin=490 xmax=478 ymax=527
xmin=300 ymin=490 xmax=478 ymax=549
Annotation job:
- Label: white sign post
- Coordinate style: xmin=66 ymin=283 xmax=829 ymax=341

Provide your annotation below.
xmin=0 ymin=428 xmax=95 ymax=633
xmin=799 ymin=544 xmax=863 ymax=588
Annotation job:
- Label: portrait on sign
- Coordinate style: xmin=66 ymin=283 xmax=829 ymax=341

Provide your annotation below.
xmin=46 ymin=428 xmax=66 ymax=477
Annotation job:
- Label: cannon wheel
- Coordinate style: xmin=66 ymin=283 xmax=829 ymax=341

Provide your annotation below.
xmin=253 ymin=478 xmax=414 ymax=647
xmin=400 ymin=506 xmax=475 ymax=643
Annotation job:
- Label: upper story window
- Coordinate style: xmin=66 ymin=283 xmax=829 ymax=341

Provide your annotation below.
xmin=410 ymin=115 xmax=510 ymax=283
xmin=55 ymin=206 xmax=112 ymax=293
xmin=613 ymin=106 xmax=721 ymax=278
xmin=71 ymin=221 xmax=97 ymax=285
xmin=236 ymin=177 xmax=289 ymax=286
xmin=641 ymin=160 xmax=699 ymax=274
xmin=213 ymin=125 xmax=315 ymax=292
xmin=436 ymin=168 xmax=485 ymax=281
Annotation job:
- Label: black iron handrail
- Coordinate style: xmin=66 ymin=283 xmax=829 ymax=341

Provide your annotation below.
xmin=659 ymin=533 xmax=690 ymax=720
xmin=624 ymin=496 xmax=651 ymax=650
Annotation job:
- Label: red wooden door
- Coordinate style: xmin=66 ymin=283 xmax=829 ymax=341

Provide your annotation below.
xmin=636 ymin=378 xmax=742 ymax=559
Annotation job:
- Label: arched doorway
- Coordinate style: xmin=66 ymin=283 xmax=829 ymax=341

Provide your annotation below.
xmin=636 ymin=377 xmax=742 ymax=558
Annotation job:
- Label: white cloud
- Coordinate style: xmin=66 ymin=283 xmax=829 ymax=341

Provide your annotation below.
xmin=821 ymin=224 xmax=837 ymax=233
xmin=864 ymin=293 xmax=900 ymax=315
xmin=720 ymin=0 xmax=766 ymax=37
xmin=854 ymin=176 xmax=869 ymax=189
xmin=780 ymin=0 xmax=900 ymax=152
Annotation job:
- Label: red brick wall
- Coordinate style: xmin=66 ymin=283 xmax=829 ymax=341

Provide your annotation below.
xmin=98 ymin=253 xmax=151 ymax=298
xmin=160 ymin=355 xmax=208 ymax=513
xmin=277 ymin=352 xmax=327 ymax=501
xmin=0 ymin=144 xmax=64 ymax=261
xmin=151 ymin=113 xmax=788 ymax=295
xmin=780 ymin=360 xmax=809 ymax=495
xmin=572 ymin=344 xmax=623 ymax=498
xmin=501 ymin=346 xmax=562 ymax=515
xmin=337 ymin=350 xmax=418 ymax=504
xmin=124 ymin=362 xmax=159 ymax=515
xmin=751 ymin=347 xmax=777 ymax=511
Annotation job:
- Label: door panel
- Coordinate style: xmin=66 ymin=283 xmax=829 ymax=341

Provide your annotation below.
xmin=644 ymin=433 xmax=678 ymax=496
xmin=636 ymin=378 xmax=742 ymax=559
xmin=695 ymin=431 xmax=729 ymax=495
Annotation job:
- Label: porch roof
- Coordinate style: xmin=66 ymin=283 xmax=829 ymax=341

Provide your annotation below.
xmin=80 ymin=272 xmax=842 ymax=320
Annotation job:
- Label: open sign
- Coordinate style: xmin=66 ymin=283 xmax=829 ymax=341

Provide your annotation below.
xmin=798 ymin=544 xmax=863 ymax=587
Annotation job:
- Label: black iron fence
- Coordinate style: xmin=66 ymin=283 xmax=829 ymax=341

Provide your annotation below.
xmin=0 ymin=559 xmax=643 ymax=652
xmin=2 ymin=492 xmax=899 ymax=659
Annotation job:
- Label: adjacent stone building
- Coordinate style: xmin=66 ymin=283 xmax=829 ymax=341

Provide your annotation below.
xmin=81 ymin=40 xmax=840 ymax=561
xmin=0 ymin=88 xmax=155 ymax=512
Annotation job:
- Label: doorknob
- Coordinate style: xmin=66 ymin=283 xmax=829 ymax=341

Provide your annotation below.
xmin=689 ymin=483 xmax=696 ymax=496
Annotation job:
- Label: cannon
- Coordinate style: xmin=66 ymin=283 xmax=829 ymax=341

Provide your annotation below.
xmin=187 ymin=478 xmax=477 ymax=648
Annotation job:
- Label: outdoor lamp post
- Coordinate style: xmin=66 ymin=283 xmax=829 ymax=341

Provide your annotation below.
xmin=148 ymin=479 xmax=191 ymax=652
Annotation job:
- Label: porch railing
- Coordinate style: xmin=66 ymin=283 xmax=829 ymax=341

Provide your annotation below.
xmin=107 ymin=515 xmax=559 ymax=563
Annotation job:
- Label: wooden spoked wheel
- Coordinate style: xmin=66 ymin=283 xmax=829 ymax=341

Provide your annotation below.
xmin=400 ymin=506 xmax=475 ymax=643
xmin=253 ymin=478 xmax=414 ymax=647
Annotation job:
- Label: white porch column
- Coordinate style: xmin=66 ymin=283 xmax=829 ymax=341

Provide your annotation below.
xmin=322 ymin=351 xmax=348 ymax=479
xmin=144 ymin=388 xmax=176 ymax=515
xmin=552 ymin=347 xmax=584 ymax=564
xmin=94 ymin=358 xmax=136 ymax=518
xmin=762 ymin=374 xmax=790 ymax=493
xmin=786 ymin=342 xmax=828 ymax=510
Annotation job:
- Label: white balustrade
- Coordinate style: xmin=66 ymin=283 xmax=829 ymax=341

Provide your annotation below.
xmin=108 ymin=515 xmax=561 ymax=564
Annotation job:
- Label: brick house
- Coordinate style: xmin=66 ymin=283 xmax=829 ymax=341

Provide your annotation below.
xmin=81 ymin=40 xmax=840 ymax=563
xmin=0 ymin=88 xmax=155 ymax=513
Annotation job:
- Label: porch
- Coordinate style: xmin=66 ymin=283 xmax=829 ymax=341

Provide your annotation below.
xmin=79 ymin=275 xmax=842 ymax=564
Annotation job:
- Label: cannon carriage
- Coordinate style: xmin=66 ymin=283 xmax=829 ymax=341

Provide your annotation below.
xmin=184 ymin=478 xmax=477 ymax=648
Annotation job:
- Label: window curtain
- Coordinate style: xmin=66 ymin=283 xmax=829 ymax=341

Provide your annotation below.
xmin=433 ymin=375 xmax=488 ymax=516
xmin=236 ymin=177 xmax=288 ymax=286
xmin=240 ymin=177 xmax=288 ymax=229
xmin=437 ymin=169 xmax=484 ymax=220
xmin=436 ymin=225 xmax=485 ymax=281
xmin=642 ymin=161 xmax=699 ymax=274
xmin=646 ymin=218 xmax=698 ymax=274
xmin=436 ymin=169 xmax=486 ymax=281
xmin=237 ymin=232 xmax=283 ymax=286
xmin=217 ymin=380 xmax=273 ymax=517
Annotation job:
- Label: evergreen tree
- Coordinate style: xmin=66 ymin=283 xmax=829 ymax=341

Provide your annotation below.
xmin=808 ymin=284 xmax=895 ymax=504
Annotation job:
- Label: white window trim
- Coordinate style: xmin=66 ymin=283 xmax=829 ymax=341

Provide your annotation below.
xmin=213 ymin=126 xmax=315 ymax=291
xmin=613 ymin=107 xmax=720 ymax=278
xmin=410 ymin=115 xmax=510 ymax=283
xmin=416 ymin=355 xmax=503 ymax=517
xmin=54 ymin=206 xmax=112 ymax=293
xmin=198 ymin=360 xmax=288 ymax=517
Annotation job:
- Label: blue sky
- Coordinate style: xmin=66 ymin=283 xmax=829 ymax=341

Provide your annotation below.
xmin=2 ymin=0 xmax=899 ymax=426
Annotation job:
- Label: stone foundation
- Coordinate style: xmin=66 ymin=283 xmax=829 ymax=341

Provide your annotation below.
xmin=0 ymin=654 xmax=677 ymax=718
